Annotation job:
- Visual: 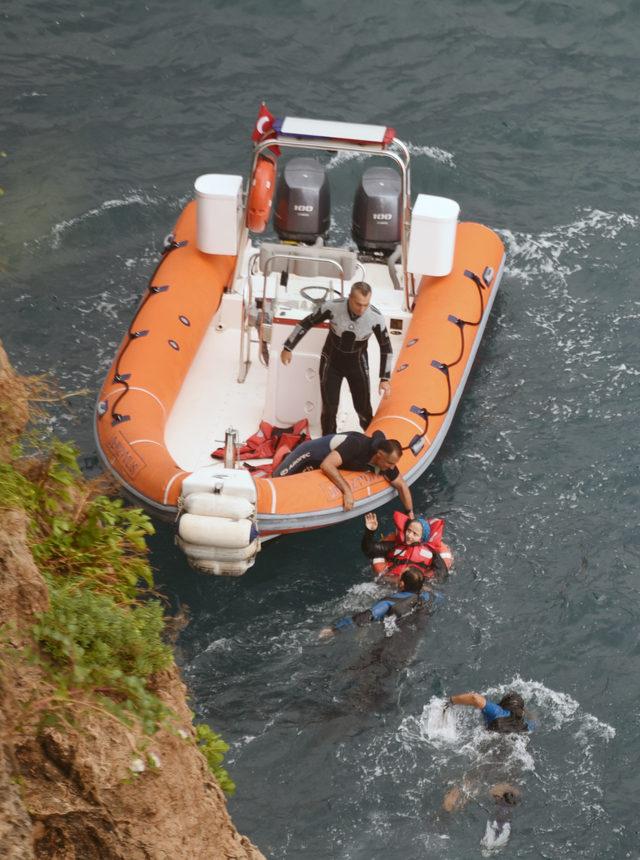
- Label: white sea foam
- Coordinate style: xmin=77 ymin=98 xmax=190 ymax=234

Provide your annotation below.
xmin=49 ymin=192 xmax=160 ymax=249
xmin=383 ymin=614 xmax=400 ymax=637
xmin=499 ymin=207 xmax=639 ymax=286
xmin=424 ymin=697 xmax=459 ymax=744
xmin=492 ymin=206 xmax=640 ymax=431
xmin=326 ymin=149 xmax=369 ymax=170
xmin=480 ymin=819 xmax=511 ymax=855
xmin=387 ymin=678 xmax=615 ymax=843
xmin=204 ymin=637 xmax=233 ymax=653
xmin=326 ymin=141 xmax=455 ymax=170
xmin=504 ymin=676 xmax=615 ymax=737
xmin=333 ymin=580 xmax=384 ymax=615
xmin=406 ymin=143 xmax=455 ymax=166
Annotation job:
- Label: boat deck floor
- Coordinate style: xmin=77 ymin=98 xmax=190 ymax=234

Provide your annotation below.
xmin=165 ymin=259 xmax=406 ymax=472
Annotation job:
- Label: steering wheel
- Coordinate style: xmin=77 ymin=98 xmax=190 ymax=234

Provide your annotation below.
xmin=300 ymin=285 xmax=342 ymax=305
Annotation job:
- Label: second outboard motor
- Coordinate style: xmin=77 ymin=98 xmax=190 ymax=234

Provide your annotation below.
xmin=274 ymin=157 xmax=330 ymax=244
xmin=352 ymin=166 xmax=401 ymax=254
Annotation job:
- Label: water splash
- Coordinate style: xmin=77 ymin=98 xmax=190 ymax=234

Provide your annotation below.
xmin=386 ymin=678 xmax=615 ymax=853
xmin=499 ymin=207 xmax=639 ymax=286
xmin=326 ymin=141 xmax=455 ymax=170
xmin=406 ymin=143 xmax=455 ymax=167
xmin=49 ymin=192 xmax=161 ymax=249
xmin=480 ymin=819 xmax=511 ymax=855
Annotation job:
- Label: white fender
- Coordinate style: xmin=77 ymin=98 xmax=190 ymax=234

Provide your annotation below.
xmin=188 ymin=558 xmax=256 ymax=576
xmin=178 ymin=513 xmax=253 ymax=548
xmin=183 ymin=492 xmax=254 ymax=520
xmin=181 ymin=467 xmax=257 ymax=503
xmin=176 ymin=538 xmax=259 ymax=562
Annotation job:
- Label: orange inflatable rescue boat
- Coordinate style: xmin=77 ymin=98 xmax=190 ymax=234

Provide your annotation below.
xmin=95 ymin=109 xmax=505 ymax=574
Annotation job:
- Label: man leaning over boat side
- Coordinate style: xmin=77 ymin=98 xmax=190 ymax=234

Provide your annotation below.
xmin=272 ymin=429 xmax=413 ymax=515
xmin=280 ymin=281 xmax=393 ymax=435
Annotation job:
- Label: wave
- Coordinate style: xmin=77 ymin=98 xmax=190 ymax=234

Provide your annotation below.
xmin=385 ymin=677 xmax=615 ymax=852
xmin=49 ymin=192 xmax=161 ymax=249
xmin=499 ymin=207 xmax=639 ymax=285
xmin=326 ymin=141 xmax=455 ymax=170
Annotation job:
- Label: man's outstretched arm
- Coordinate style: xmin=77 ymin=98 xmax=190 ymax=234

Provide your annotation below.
xmin=280 ymin=304 xmax=331 ymax=363
xmin=389 ymin=474 xmax=414 ymax=518
xmin=320 ymin=450 xmax=354 ymax=511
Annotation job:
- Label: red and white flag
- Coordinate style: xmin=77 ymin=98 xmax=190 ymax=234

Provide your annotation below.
xmin=251 ymin=103 xmax=280 ymax=156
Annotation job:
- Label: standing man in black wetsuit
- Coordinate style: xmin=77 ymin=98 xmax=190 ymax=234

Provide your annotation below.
xmin=280 ymin=281 xmax=393 ymax=435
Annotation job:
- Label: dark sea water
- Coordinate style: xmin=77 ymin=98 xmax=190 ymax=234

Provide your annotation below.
xmin=3 ymin=1 xmax=639 ymax=856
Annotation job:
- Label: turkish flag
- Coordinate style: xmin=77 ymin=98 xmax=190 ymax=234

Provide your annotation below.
xmin=251 ymin=103 xmax=281 ymax=156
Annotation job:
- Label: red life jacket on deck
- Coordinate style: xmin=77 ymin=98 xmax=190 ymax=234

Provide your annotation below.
xmin=372 ymin=511 xmax=452 ymax=579
xmin=210 ymin=419 xmax=309 ymax=477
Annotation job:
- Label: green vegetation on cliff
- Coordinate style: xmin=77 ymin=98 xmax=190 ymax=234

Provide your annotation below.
xmin=0 ymin=385 xmax=235 ymax=794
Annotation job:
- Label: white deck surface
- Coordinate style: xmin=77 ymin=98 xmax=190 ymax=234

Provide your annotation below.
xmin=164 ymin=255 xmax=410 ymax=472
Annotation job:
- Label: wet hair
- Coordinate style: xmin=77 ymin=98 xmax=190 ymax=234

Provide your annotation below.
xmin=405 ymin=519 xmax=425 ymax=540
xmin=399 ymin=566 xmax=423 ymax=593
xmin=501 ymin=790 xmax=520 ymax=807
xmin=487 ymin=691 xmax=528 ymax=734
xmin=350 ymin=281 xmax=372 ymax=298
xmin=378 ymin=439 xmax=402 ymax=459
xmin=499 ymin=692 xmax=525 ymax=717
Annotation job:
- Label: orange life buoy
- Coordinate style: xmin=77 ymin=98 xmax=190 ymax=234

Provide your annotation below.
xmin=246 ymin=156 xmax=277 ymax=232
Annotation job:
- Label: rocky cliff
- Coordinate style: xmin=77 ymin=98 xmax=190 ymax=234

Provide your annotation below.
xmin=0 ymin=344 xmax=265 ymax=860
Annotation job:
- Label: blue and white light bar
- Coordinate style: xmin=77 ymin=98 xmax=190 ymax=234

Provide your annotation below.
xmin=274 ymin=116 xmax=397 ymax=147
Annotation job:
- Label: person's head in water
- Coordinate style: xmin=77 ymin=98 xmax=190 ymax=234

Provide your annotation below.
xmin=499 ymin=692 xmax=525 ymax=719
xmin=399 ymin=566 xmax=423 ymax=593
xmin=487 ymin=691 xmax=528 ymax=734
xmin=404 ymin=517 xmax=431 ymax=545
xmin=348 ymin=281 xmax=372 ymax=317
xmin=370 ymin=438 xmax=402 ymax=472
xmin=404 ymin=520 xmax=423 ymax=545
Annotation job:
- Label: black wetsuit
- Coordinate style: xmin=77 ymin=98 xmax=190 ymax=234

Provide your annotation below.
xmin=273 ymin=430 xmax=399 ymax=480
xmin=333 ymin=587 xmax=445 ymax=629
xmin=283 ymin=298 xmax=393 ymax=435
xmin=361 ymin=528 xmax=449 ymax=583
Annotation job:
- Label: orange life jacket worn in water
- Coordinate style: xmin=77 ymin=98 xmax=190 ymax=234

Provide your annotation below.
xmin=372 ymin=511 xmax=453 ymax=579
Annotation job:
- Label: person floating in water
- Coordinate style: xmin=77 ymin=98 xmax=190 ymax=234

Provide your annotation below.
xmin=319 ymin=566 xmax=443 ymax=639
xmin=361 ymin=511 xmax=450 ymax=583
xmin=273 ymin=429 xmax=413 ymax=514
xmin=445 ymin=691 xmax=534 ymax=734
xmin=441 ymin=690 xmax=533 ymax=852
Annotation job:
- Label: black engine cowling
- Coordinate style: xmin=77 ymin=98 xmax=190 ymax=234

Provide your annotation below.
xmin=352 ymin=166 xmax=401 ymax=254
xmin=274 ymin=157 xmax=330 ymax=244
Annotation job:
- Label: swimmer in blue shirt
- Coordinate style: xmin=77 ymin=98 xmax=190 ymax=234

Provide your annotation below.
xmin=441 ymin=689 xmax=532 ymax=847
xmin=445 ymin=691 xmax=534 ymax=733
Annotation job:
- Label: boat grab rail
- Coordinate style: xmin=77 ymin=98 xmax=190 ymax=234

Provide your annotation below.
xmin=261 ymin=250 xmax=358 ymax=294
xmin=237 ymin=254 xmax=258 ymax=383
xmin=258 ymin=242 xmax=360 ymax=282
xmin=238 ymin=247 xmax=367 ymax=381
xmin=243 ymin=135 xmax=412 ymax=311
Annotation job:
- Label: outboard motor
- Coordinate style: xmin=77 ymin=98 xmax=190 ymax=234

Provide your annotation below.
xmin=274 ymin=157 xmax=330 ymax=244
xmin=352 ymin=166 xmax=401 ymax=255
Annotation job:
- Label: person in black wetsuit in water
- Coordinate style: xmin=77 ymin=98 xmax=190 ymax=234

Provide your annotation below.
xmin=315 ymin=566 xmax=445 ymax=721
xmin=280 ymin=281 xmax=393 ymax=435
xmin=319 ymin=567 xmax=443 ymax=639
